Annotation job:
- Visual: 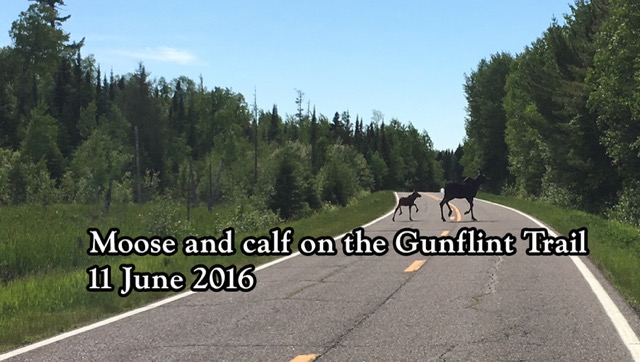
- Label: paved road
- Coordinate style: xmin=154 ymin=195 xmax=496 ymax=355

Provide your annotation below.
xmin=3 ymin=192 xmax=640 ymax=361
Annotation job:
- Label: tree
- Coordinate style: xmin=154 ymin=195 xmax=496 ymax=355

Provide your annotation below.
xmin=20 ymin=102 xmax=64 ymax=180
xmin=268 ymin=104 xmax=281 ymax=144
xmin=295 ymin=89 xmax=304 ymax=125
xmin=10 ymin=1 xmax=83 ymax=106
xmin=268 ymin=142 xmax=317 ymax=219
xmin=501 ymin=1 xmax=615 ymax=210
xmin=310 ymin=107 xmax=320 ymax=174
xmin=541 ymin=0 xmax=617 ymax=211
xmin=588 ymin=0 xmax=640 ymax=180
xmin=0 ymin=47 xmax=19 ymax=148
xmin=71 ymin=104 xmax=132 ymax=205
xmin=587 ymin=0 xmax=640 ymax=221
xmin=30 ymin=0 xmax=69 ymax=27
xmin=461 ymin=52 xmax=513 ymax=193
xmin=503 ymin=40 xmax=551 ymax=198
xmin=119 ymin=63 xmax=166 ymax=192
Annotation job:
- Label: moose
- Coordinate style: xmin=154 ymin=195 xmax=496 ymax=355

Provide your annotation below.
xmin=393 ymin=190 xmax=422 ymax=221
xmin=440 ymin=170 xmax=490 ymax=222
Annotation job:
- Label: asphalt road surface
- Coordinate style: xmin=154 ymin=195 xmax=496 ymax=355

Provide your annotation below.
xmin=3 ymin=192 xmax=640 ymax=361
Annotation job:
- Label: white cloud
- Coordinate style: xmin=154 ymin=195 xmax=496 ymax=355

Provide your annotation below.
xmin=112 ymin=46 xmax=199 ymax=65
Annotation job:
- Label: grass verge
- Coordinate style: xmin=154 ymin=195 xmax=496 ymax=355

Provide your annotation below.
xmin=0 ymin=190 xmax=396 ymax=354
xmin=478 ymin=192 xmax=640 ymax=313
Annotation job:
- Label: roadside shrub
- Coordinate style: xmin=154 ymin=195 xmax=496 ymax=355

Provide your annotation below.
xmin=142 ymin=169 xmax=161 ymax=202
xmin=229 ymin=204 xmax=283 ymax=233
xmin=538 ymin=171 xmax=583 ymax=209
xmin=25 ymin=159 xmax=60 ymax=205
xmin=112 ymin=171 xmax=134 ymax=204
xmin=608 ymin=181 xmax=640 ymax=228
xmin=146 ymin=195 xmax=193 ymax=239
xmin=0 ymin=148 xmax=19 ymax=205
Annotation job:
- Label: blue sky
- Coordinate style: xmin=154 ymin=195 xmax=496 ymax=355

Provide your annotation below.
xmin=1 ymin=1 xmax=573 ymax=151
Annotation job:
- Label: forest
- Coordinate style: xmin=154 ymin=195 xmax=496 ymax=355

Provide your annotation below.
xmin=3 ymin=0 xmax=638 ymax=231
xmin=0 ymin=0 xmax=453 ymax=223
xmin=460 ymin=0 xmax=640 ymax=227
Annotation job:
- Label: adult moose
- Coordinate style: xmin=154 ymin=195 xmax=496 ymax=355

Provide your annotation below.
xmin=440 ymin=170 xmax=490 ymax=222
xmin=393 ymin=190 xmax=422 ymax=221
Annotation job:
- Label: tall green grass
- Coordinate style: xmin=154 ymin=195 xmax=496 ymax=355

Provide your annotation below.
xmin=479 ymin=192 xmax=640 ymax=312
xmin=0 ymin=191 xmax=395 ymax=353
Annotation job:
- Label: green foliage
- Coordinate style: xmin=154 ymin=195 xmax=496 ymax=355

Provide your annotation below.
xmin=436 ymin=146 xmax=464 ymax=183
xmin=538 ymin=170 xmax=584 ymax=209
xmin=588 ymin=0 xmax=640 ymax=180
xmin=230 ymin=204 xmax=283 ymax=233
xmin=607 ymin=181 xmax=640 ymax=228
xmin=268 ymin=141 xmax=316 ymax=219
xmin=112 ymin=171 xmax=133 ymax=204
xmin=68 ymin=104 xmax=132 ymax=205
xmin=368 ymin=152 xmax=388 ymax=190
xmin=0 ymin=75 xmax=18 ymax=148
xmin=329 ymin=143 xmax=373 ymax=191
xmin=10 ymin=2 xmax=71 ymax=79
xmin=20 ymin=103 xmax=65 ymax=180
xmin=142 ymin=169 xmax=161 ymax=202
xmin=146 ymin=194 xmax=193 ymax=238
xmin=319 ymin=144 xmax=371 ymax=206
xmin=320 ymin=156 xmax=357 ymax=206
xmin=25 ymin=159 xmax=59 ymax=205
xmin=499 ymin=0 xmax=620 ymax=214
xmin=462 ymin=52 xmax=514 ymax=193
xmin=504 ymin=86 xmax=546 ymax=197
xmin=77 ymin=101 xmax=96 ymax=139
xmin=0 ymin=148 xmax=20 ymax=205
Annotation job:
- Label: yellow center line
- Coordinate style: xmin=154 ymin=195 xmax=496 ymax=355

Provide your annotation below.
xmin=452 ymin=204 xmax=462 ymax=222
xmin=441 ymin=230 xmax=450 ymax=236
xmin=290 ymin=354 xmax=318 ymax=362
xmin=425 ymin=194 xmax=462 ymax=222
xmin=404 ymin=259 xmax=427 ymax=272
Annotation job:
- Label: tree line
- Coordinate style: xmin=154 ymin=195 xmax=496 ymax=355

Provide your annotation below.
xmin=460 ymin=0 xmax=640 ymax=227
xmin=0 ymin=0 xmax=455 ymax=221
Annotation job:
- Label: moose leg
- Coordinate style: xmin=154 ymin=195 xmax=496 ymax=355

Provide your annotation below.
xmin=392 ymin=205 xmax=400 ymax=221
xmin=466 ymin=197 xmax=476 ymax=221
xmin=413 ymin=204 xmax=419 ymax=213
xmin=439 ymin=198 xmax=452 ymax=222
xmin=409 ymin=205 xmax=413 ymax=221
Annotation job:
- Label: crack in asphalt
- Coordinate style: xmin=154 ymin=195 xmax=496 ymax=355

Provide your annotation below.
xmin=283 ymin=298 xmax=364 ymax=303
xmin=436 ymin=344 xmax=457 ymax=361
xmin=485 ymin=255 xmax=503 ymax=295
xmin=465 ymin=255 xmax=503 ymax=310
xmin=284 ymin=268 xmax=348 ymax=299
xmin=282 ymin=258 xmax=375 ymax=300
xmin=315 ymin=272 xmax=417 ymax=361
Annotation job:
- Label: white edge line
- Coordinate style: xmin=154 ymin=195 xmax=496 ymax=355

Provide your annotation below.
xmin=0 ymin=192 xmax=400 ymax=360
xmin=477 ymin=197 xmax=640 ymax=361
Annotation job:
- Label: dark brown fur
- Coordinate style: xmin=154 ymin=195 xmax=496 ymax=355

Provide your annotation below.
xmin=393 ymin=191 xmax=422 ymax=221
xmin=440 ymin=170 xmax=490 ymax=222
